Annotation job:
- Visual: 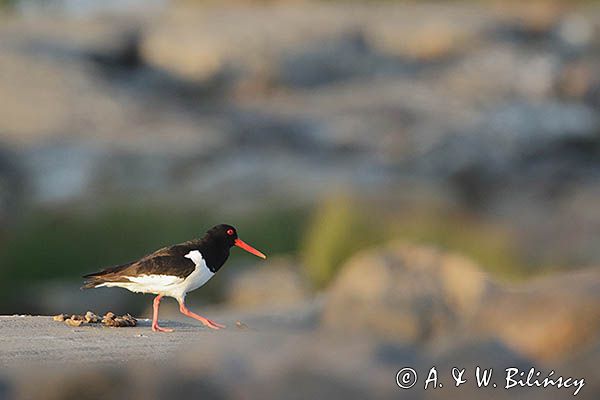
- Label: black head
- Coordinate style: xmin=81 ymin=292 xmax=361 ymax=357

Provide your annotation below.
xmin=203 ymin=224 xmax=266 ymax=259
xmin=205 ymin=224 xmax=238 ymax=247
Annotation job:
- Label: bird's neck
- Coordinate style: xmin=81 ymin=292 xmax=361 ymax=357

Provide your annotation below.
xmin=197 ymin=237 xmax=230 ymax=273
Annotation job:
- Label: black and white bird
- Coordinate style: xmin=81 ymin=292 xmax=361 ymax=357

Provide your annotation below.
xmin=82 ymin=224 xmax=266 ymax=332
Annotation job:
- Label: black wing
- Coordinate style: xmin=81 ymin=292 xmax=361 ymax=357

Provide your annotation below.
xmin=82 ymin=241 xmax=199 ymax=288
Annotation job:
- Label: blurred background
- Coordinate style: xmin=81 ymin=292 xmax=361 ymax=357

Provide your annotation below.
xmin=1 ymin=0 xmax=600 ymax=398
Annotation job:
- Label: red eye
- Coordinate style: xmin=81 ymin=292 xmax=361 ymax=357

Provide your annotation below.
xmin=226 ymin=229 xmax=234 ymax=236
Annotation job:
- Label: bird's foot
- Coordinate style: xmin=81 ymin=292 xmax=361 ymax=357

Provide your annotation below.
xmin=202 ymin=319 xmax=225 ymax=330
xmin=152 ymin=324 xmax=174 ymax=333
xmin=178 ymin=304 xmax=226 ymax=329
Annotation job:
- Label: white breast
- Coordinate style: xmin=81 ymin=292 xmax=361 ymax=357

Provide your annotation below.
xmin=181 ymin=250 xmax=215 ymax=294
xmin=98 ymin=250 xmax=215 ymax=302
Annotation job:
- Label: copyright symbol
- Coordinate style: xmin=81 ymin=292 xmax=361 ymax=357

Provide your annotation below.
xmin=396 ymin=367 xmax=418 ymax=389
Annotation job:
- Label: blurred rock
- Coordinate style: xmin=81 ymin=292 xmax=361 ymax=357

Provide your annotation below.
xmin=224 ymin=258 xmax=311 ymax=309
xmin=561 ymin=340 xmax=600 ymax=400
xmin=1 ymin=1 xmax=599 ymax=219
xmin=417 ymin=101 xmax=600 ymax=208
xmin=471 ymin=266 xmax=600 ymax=361
xmin=557 ymin=13 xmax=595 ymax=50
xmin=277 ymin=31 xmax=396 ymax=88
xmin=139 ymin=3 xmax=362 ymax=86
xmin=15 ymin=0 xmax=166 ymax=18
xmin=322 ymin=243 xmax=495 ymax=341
xmin=2 ymin=282 xmax=600 ymax=400
xmin=431 ymin=338 xmax=532 ymax=373
xmin=14 ymin=368 xmax=136 ymax=400
xmin=87 ymin=30 xmax=142 ymax=70
xmin=443 ymin=44 xmax=560 ymax=100
xmin=425 ymin=339 xmax=534 ymax=400
xmin=140 ymin=11 xmax=230 ymax=85
xmin=4 ymin=319 xmax=589 ymax=400
xmin=557 ymin=59 xmax=597 ymax=100
xmin=493 ymin=0 xmax=568 ymax=42
xmin=324 ymin=242 xmax=600 ymax=363
xmin=174 ymin=333 xmax=396 ymax=400
xmin=0 ymin=14 xmax=229 ymax=148
xmin=372 ymin=19 xmax=479 ymax=62
xmin=6 ymin=332 xmax=398 ymax=400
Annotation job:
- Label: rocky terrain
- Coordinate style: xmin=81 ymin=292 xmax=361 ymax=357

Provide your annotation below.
xmin=0 ymin=1 xmax=600 ymax=267
xmin=1 ymin=1 xmax=599 ymax=398
xmin=1 ymin=243 xmax=599 ymax=399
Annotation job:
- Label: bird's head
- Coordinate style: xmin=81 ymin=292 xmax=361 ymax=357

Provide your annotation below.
xmin=205 ymin=224 xmax=267 ymax=259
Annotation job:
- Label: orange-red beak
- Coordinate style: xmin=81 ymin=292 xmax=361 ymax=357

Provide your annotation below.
xmin=234 ymin=238 xmax=267 ymax=259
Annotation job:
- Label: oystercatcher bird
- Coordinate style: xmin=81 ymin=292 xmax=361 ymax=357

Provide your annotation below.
xmin=82 ymin=224 xmax=266 ymax=332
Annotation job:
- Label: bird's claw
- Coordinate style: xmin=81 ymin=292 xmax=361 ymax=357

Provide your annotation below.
xmin=152 ymin=325 xmax=174 ymax=333
xmin=203 ymin=319 xmax=226 ymax=330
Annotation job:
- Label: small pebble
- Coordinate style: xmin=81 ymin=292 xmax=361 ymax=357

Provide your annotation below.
xmin=65 ymin=318 xmax=83 ymax=327
xmin=103 ymin=312 xmax=137 ymax=327
xmin=84 ymin=311 xmax=99 ymax=323
xmin=236 ymin=321 xmax=249 ymax=330
xmin=53 ymin=314 xmax=68 ymax=322
xmin=102 ymin=312 xmax=116 ymax=322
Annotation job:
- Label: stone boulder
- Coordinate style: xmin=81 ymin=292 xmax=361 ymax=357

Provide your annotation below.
xmin=224 ymin=257 xmax=312 ymax=310
xmin=324 ymin=241 xmax=600 ymax=363
xmin=470 ymin=266 xmax=600 ymax=361
xmin=322 ymin=242 xmax=495 ymax=341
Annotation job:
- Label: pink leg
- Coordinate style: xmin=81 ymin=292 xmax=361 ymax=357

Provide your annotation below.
xmin=152 ymin=295 xmax=173 ymax=333
xmin=178 ymin=301 xmax=225 ymax=330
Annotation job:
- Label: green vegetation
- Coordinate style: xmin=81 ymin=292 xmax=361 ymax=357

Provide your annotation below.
xmin=0 ymin=205 xmax=308 ymax=287
xmin=301 ymin=196 xmax=386 ymax=288
xmin=0 ymin=0 xmax=16 ymax=9
xmin=390 ymin=211 xmax=529 ymax=280
xmin=0 ymin=207 xmax=208 ymax=286
xmin=300 ymin=195 xmax=531 ymax=288
xmin=0 ymin=197 xmax=533 ymax=304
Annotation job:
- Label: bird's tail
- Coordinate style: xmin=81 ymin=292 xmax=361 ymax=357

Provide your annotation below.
xmin=81 ymin=277 xmax=104 ymax=290
xmin=81 ymin=262 xmax=132 ymax=290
